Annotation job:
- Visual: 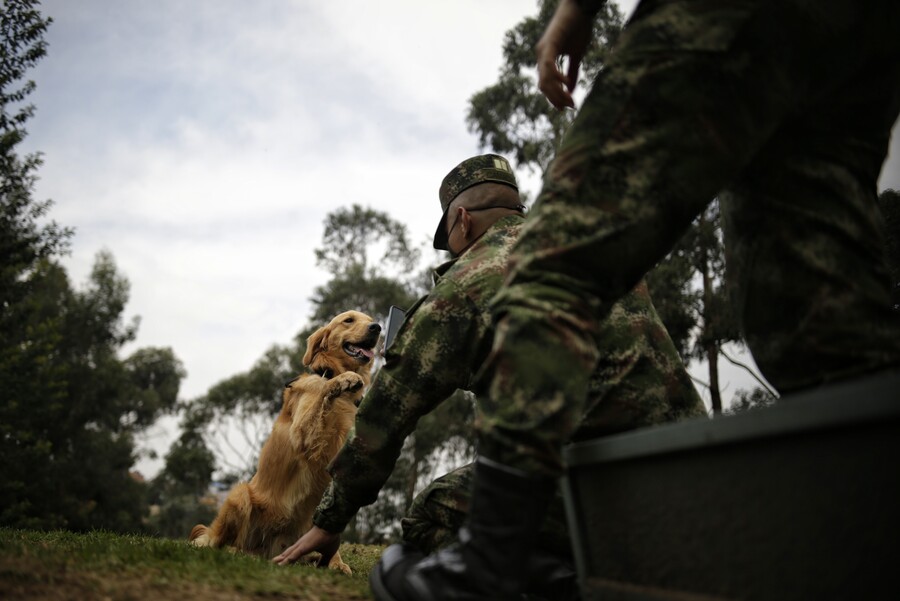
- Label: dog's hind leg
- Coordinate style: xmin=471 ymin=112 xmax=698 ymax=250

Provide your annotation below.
xmin=189 ymin=524 xmax=212 ymax=547
xmin=201 ymin=483 xmax=257 ymax=552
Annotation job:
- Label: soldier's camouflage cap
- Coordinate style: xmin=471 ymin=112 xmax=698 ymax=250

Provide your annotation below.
xmin=433 ymin=154 xmax=518 ymax=250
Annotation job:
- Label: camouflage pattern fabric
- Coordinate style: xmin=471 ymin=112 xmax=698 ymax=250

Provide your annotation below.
xmin=313 ymin=214 xmax=704 ymax=534
xmin=481 ymin=0 xmax=900 ymax=476
xmin=438 ymin=154 xmax=518 ymax=211
xmin=401 ymin=463 xmax=571 ymax=558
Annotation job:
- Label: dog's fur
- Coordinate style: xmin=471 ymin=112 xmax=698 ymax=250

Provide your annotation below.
xmin=189 ymin=310 xmax=380 ymax=573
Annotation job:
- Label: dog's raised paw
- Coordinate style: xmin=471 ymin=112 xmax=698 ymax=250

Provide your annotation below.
xmin=326 ymin=372 xmax=364 ymax=399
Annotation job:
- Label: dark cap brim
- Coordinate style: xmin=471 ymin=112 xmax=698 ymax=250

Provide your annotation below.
xmin=433 ymin=208 xmax=450 ymax=250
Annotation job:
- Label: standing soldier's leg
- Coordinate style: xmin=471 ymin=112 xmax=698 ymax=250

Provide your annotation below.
xmin=481 ymin=0 xmax=790 ymax=476
xmin=481 ymin=0 xmax=900 ymax=475
xmin=721 ymin=55 xmax=900 ymax=393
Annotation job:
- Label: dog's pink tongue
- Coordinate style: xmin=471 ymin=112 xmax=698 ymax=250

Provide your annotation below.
xmin=360 ymin=347 xmax=374 ymax=358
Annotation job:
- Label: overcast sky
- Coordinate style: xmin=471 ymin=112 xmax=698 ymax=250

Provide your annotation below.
xmin=22 ymin=1 xmax=899 ymax=477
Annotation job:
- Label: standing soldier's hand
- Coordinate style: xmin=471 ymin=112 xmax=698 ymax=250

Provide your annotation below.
xmin=536 ymin=0 xmax=595 ymax=110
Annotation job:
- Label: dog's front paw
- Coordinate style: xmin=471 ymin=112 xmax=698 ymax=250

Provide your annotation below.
xmin=329 ymin=552 xmax=353 ymax=575
xmin=325 ymin=372 xmax=364 ymax=400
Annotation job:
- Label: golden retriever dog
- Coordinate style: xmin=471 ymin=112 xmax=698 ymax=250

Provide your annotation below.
xmin=189 ymin=310 xmax=380 ymax=573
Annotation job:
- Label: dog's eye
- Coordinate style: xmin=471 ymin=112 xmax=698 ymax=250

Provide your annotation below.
xmin=343 ymin=317 xmax=354 ymax=323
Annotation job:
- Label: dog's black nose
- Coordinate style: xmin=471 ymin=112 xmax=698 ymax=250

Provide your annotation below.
xmin=369 ymin=323 xmax=381 ymax=333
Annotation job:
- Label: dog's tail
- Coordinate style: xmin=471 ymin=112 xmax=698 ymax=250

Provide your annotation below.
xmin=189 ymin=523 xmax=211 ymax=546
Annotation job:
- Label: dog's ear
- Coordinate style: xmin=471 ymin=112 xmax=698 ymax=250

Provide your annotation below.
xmin=303 ymin=325 xmax=329 ymax=367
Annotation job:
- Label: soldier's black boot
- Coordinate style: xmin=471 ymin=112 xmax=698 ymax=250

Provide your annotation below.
xmin=370 ymin=456 xmax=556 ymax=601
xmin=525 ymin=550 xmax=580 ymax=601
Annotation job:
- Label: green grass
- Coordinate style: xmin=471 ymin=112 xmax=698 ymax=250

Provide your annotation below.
xmin=0 ymin=528 xmax=384 ymax=600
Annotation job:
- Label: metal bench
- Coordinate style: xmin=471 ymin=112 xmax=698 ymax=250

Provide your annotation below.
xmin=562 ymin=370 xmax=900 ymax=600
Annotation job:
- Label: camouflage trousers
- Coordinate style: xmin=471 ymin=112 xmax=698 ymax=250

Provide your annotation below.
xmin=401 ymin=463 xmax=572 ymax=558
xmin=481 ymin=0 xmax=900 ymax=476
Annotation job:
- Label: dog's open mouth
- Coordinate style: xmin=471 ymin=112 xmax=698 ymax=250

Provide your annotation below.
xmin=343 ymin=341 xmax=376 ymax=363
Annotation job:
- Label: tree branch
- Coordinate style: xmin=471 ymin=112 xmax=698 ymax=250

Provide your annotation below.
xmin=718 ymin=348 xmax=780 ymax=398
xmin=205 ymin=428 xmax=247 ymax=476
xmin=690 ymin=374 xmax=710 ymax=389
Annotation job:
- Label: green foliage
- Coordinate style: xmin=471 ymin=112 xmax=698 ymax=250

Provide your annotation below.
xmin=1 ymin=252 xmax=186 ymax=533
xmin=311 ymin=203 xmax=422 ymax=323
xmin=314 ymin=203 xmax=420 ymax=278
xmin=646 ymin=203 xmax=742 ymax=413
xmin=311 ymin=263 xmax=417 ymax=325
xmin=147 ymin=429 xmax=218 ymax=539
xmin=0 ymin=527 xmax=378 ymax=599
xmin=125 ymin=347 xmax=187 ymax=428
xmin=683 ymin=204 xmax=742 ymax=359
xmin=1 ymin=0 xmax=71 ymax=373
xmin=146 ymin=494 xmax=218 ymax=541
xmin=726 ymin=387 xmax=778 ymax=414
xmin=0 ymin=0 xmax=51 ymax=143
xmin=643 ymin=238 xmax=697 ymax=359
xmin=154 ymin=430 xmax=216 ymax=499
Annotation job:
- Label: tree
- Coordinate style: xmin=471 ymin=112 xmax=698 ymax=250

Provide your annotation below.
xmin=1 ymin=0 xmax=70 ymax=446
xmin=726 ymin=387 xmax=778 ymax=414
xmin=311 ymin=204 xmax=422 ymax=323
xmin=58 ymin=255 xmax=185 ymax=533
xmin=467 ymin=0 xmax=765 ymax=414
xmin=0 ymin=0 xmax=65 ymax=314
xmin=1 ymin=252 xmax=186 ymax=532
xmin=315 ymin=204 xmax=421 ymax=280
xmin=642 ymin=235 xmax=698 ymax=359
xmin=147 ymin=428 xmax=218 ymax=539
xmin=680 ymin=203 xmax=743 ymax=414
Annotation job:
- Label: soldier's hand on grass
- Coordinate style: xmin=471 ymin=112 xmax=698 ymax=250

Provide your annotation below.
xmin=273 ymin=526 xmax=340 ymax=567
xmin=536 ymin=0 xmax=595 ymax=110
